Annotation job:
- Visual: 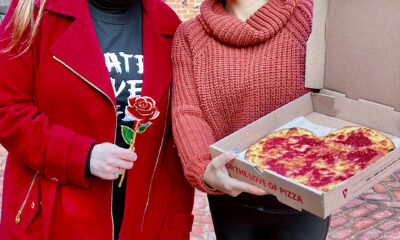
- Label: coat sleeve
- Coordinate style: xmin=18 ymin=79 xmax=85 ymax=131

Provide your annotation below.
xmin=0 ymin=2 xmax=95 ymax=188
xmin=171 ymin=25 xmax=219 ymax=194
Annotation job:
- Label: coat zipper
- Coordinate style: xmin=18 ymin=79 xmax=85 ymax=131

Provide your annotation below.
xmin=16 ymin=171 xmax=39 ymax=224
xmin=53 ymin=56 xmax=117 ymax=240
xmin=141 ymin=88 xmax=170 ymax=232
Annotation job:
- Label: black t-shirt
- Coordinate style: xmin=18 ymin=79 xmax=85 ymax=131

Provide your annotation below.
xmin=89 ymin=0 xmax=143 ymax=148
xmin=89 ymin=1 xmax=143 ymax=238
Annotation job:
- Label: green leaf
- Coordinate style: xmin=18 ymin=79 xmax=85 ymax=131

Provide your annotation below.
xmin=138 ymin=122 xmax=152 ymax=133
xmin=122 ymin=126 xmax=134 ymax=144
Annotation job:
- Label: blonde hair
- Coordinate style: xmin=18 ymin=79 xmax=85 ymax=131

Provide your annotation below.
xmin=2 ymin=0 xmax=46 ymax=55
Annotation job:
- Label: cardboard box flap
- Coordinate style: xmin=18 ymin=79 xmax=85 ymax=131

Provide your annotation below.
xmin=306 ymin=0 xmax=400 ymax=112
xmin=305 ymin=0 xmax=329 ymax=89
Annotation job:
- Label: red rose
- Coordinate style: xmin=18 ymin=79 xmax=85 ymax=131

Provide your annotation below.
xmin=125 ymin=96 xmax=160 ymax=122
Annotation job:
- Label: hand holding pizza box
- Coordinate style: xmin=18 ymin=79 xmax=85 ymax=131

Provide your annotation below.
xmin=210 ymin=0 xmax=400 ymax=219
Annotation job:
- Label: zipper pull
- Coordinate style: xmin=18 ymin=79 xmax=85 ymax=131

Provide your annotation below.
xmin=15 ymin=210 xmax=21 ymax=224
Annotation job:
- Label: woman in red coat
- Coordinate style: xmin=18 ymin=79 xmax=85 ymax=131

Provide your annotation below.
xmin=0 ymin=0 xmax=194 ymax=239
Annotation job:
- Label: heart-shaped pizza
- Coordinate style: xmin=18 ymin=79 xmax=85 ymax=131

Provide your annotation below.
xmin=244 ymin=126 xmax=395 ymax=192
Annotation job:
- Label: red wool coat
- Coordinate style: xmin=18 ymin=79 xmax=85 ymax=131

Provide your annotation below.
xmin=0 ymin=0 xmax=194 ymax=239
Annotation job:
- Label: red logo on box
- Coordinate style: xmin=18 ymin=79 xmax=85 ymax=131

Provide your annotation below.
xmin=342 ymin=189 xmax=348 ymax=198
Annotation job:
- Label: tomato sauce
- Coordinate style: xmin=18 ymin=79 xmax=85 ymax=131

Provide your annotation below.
xmin=335 ymin=131 xmax=372 ymax=147
xmin=257 ymin=132 xmax=381 ymax=192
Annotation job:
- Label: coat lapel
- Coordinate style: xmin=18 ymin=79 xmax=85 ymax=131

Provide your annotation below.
xmin=141 ymin=0 xmax=173 ymax=104
xmin=37 ymin=0 xmax=173 ymax=106
xmin=39 ymin=0 xmax=117 ymax=106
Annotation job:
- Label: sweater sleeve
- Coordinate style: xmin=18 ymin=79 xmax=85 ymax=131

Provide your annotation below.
xmin=288 ymin=0 xmax=314 ymax=45
xmin=171 ymin=25 xmax=219 ymax=194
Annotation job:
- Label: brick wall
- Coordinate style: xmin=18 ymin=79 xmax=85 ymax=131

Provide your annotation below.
xmin=0 ymin=0 xmax=202 ymax=23
xmin=164 ymin=0 xmax=204 ymax=21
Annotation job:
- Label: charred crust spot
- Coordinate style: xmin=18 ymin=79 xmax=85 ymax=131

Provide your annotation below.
xmin=287 ymin=128 xmax=298 ymax=135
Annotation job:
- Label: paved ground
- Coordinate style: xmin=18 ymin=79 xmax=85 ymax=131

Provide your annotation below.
xmin=0 ymin=1 xmax=9 ymax=22
xmin=0 ymin=0 xmax=10 ymax=6
xmin=191 ymin=172 xmax=400 ymax=240
xmin=0 ymin=146 xmax=399 ymax=239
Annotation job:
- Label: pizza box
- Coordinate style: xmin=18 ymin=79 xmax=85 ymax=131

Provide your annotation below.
xmin=209 ymin=0 xmax=400 ymax=219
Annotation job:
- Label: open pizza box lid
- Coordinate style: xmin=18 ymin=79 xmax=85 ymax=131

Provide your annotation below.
xmin=306 ymin=0 xmax=400 ymax=112
xmin=210 ymin=0 xmax=400 ymax=219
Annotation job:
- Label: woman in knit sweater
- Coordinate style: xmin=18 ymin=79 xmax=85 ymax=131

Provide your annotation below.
xmin=171 ymin=0 xmax=330 ymax=239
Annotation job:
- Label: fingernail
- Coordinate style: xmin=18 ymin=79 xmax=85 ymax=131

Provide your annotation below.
xmin=232 ymin=148 xmax=240 ymax=154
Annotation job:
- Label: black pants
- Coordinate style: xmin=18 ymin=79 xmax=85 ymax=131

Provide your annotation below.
xmin=208 ymin=194 xmax=330 ymax=240
xmin=113 ymin=176 xmax=126 ymax=240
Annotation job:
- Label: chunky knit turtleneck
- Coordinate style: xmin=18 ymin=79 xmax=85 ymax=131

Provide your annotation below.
xmin=199 ymin=0 xmax=300 ymax=46
xmin=172 ymin=0 xmax=313 ymax=193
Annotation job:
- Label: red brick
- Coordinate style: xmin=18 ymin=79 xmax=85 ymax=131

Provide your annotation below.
xmin=190 ymin=224 xmax=204 ymax=238
xmin=361 ymin=194 xmax=392 ymax=201
xmin=382 ymin=176 xmax=394 ymax=182
xmin=194 ymin=197 xmax=206 ymax=209
xmin=165 ymin=3 xmax=181 ymax=9
xmin=396 ymin=173 xmax=400 ymax=181
xmin=351 ymin=219 xmax=377 ymax=230
xmin=329 ymin=228 xmax=354 ymax=240
xmin=342 ymin=198 xmax=364 ymax=209
xmin=387 ymin=183 xmax=400 ymax=188
xmin=194 ymin=216 xmax=213 ymax=224
xmin=207 ymin=224 xmax=214 ymax=231
xmin=378 ymin=219 xmax=400 ymax=231
xmin=189 ymin=237 xmax=204 ymax=240
xmin=331 ymin=209 xmax=343 ymax=216
xmin=195 ymin=190 xmax=206 ymax=197
xmin=330 ymin=217 xmax=349 ymax=229
xmin=393 ymin=190 xmax=400 ymax=201
xmin=346 ymin=208 xmax=371 ymax=218
xmin=177 ymin=9 xmax=189 ymax=14
xmin=382 ymin=201 xmax=400 ymax=208
xmin=182 ymin=14 xmax=196 ymax=20
xmin=383 ymin=230 xmax=400 ymax=240
xmin=363 ymin=188 xmax=375 ymax=194
xmin=373 ymin=183 xmax=389 ymax=193
xmin=0 ymin=146 xmax=7 ymax=154
xmin=371 ymin=210 xmax=394 ymax=221
xmin=365 ymin=203 xmax=379 ymax=210
xmin=192 ymin=210 xmax=205 ymax=216
xmin=184 ymin=3 xmax=194 ymax=8
xmin=357 ymin=229 xmax=383 ymax=240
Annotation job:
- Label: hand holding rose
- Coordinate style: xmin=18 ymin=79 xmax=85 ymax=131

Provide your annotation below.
xmin=90 ymin=143 xmax=137 ymax=180
xmin=118 ymin=96 xmax=160 ymax=187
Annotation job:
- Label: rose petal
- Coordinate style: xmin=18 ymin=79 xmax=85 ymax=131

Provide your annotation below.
xmin=146 ymin=97 xmax=156 ymax=106
xmin=128 ymin=96 xmax=139 ymax=107
xmin=142 ymin=102 xmax=153 ymax=111
xmin=126 ymin=96 xmax=159 ymax=121
xmin=149 ymin=109 xmax=160 ymax=120
xmin=125 ymin=106 xmax=141 ymax=121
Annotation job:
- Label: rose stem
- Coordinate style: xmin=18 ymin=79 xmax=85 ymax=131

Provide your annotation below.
xmin=118 ymin=120 xmax=140 ymax=188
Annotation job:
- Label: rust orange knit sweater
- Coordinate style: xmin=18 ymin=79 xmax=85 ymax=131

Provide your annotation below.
xmin=171 ymin=0 xmax=313 ymax=193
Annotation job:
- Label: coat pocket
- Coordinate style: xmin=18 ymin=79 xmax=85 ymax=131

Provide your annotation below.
xmin=15 ymin=171 xmax=40 ymax=230
xmin=165 ymin=211 xmax=194 ymax=232
xmin=158 ymin=210 xmax=194 ymax=240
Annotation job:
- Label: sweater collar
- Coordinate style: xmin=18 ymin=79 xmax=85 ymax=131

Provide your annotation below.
xmin=199 ymin=0 xmax=299 ymax=46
